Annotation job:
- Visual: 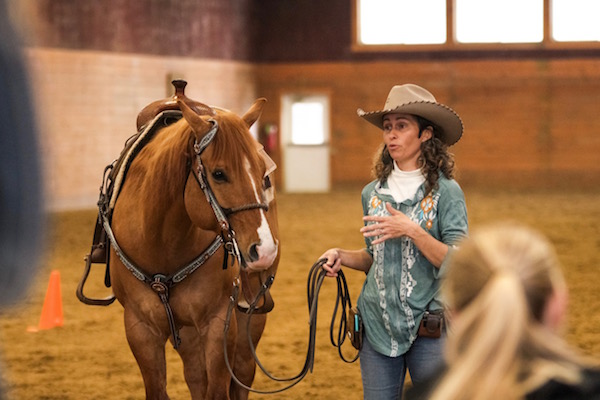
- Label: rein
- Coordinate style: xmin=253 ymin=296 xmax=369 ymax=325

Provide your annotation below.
xmin=224 ymin=258 xmax=359 ymax=395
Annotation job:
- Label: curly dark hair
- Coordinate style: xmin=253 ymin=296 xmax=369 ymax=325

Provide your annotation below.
xmin=371 ymin=115 xmax=456 ymax=195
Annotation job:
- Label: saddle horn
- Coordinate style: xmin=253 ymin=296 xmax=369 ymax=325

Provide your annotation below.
xmin=136 ymin=80 xmax=215 ymax=131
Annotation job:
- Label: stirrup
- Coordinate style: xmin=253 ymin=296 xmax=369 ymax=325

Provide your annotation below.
xmin=76 ymin=254 xmax=116 ymax=306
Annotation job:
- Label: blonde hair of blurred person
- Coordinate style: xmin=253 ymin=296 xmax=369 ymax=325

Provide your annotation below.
xmin=429 ymin=223 xmax=599 ymax=400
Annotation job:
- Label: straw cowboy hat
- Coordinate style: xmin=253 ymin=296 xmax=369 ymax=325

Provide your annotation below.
xmin=357 ymin=84 xmax=464 ymax=145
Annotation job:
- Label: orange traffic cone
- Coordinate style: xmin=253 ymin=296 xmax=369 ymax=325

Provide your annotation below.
xmin=37 ymin=270 xmax=64 ymax=330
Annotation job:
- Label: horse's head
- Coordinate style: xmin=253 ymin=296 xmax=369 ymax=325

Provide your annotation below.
xmin=179 ymin=98 xmax=280 ymax=274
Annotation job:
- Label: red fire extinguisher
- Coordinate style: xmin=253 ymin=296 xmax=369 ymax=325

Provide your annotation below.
xmin=263 ymin=123 xmax=278 ymax=153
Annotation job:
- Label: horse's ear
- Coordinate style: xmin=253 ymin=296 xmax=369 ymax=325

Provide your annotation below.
xmin=178 ymin=99 xmax=212 ymax=134
xmin=242 ymin=98 xmax=267 ymax=128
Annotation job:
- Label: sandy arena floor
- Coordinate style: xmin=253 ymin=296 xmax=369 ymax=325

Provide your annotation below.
xmin=1 ymin=187 xmax=599 ymax=399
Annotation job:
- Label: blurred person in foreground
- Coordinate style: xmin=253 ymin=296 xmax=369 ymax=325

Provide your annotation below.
xmin=0 ymin=2 xmax=45 ymax=394
xmin=406 ymin=223 xmax=600 ymax=400
xmin=320 ymin=83 xmax=468 ymax=399
xmin=0 ymin=1 xmax=44 ymax=304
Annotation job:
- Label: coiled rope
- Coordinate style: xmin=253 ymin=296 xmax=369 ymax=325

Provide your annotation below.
xmin=224 ymin=258 xmax=359 ymax=394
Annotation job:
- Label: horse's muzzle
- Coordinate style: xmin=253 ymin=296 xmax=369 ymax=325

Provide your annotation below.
xmin=244 ymin=240 xmax=279 ymax=271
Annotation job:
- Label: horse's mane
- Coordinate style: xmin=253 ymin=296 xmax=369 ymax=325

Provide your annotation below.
xmin=136 ymin=109 xmax=262 ymax=202
xmin=133 ymin=119 xmax=192 ymax=203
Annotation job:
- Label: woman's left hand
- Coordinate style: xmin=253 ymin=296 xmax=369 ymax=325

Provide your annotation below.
xmin=361 ymin=203 xmax=416 ymax=245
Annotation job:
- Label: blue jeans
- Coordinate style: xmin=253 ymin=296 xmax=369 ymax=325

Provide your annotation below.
xmin=359 ymin=334 xmax=446 ymax=400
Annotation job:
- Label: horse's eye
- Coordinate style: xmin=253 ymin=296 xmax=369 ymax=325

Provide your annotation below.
xmin=263 ymin=175 xmax=272 ymax=190
xmin=211 ymin=170 xmax=228 ymax=183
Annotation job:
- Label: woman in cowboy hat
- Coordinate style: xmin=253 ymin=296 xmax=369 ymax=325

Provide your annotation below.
xmin=320 ymin=84 xmax=468 ymax=399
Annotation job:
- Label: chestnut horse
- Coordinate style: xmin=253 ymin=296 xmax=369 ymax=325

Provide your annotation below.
xmin=108 ymin=95 xmax=279 ymax=399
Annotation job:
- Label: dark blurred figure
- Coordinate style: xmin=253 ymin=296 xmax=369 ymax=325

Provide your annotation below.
xmin=0 ymin=0 xmax=44 ymax=306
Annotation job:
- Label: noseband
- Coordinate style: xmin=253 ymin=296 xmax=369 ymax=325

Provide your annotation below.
xmin=223 ymin=203 xmax=269 ymax=216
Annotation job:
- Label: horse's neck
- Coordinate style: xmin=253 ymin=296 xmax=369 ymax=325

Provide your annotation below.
xmin=139 ymin=179 xmax=215 ymax=248
xmin=116 ymin=139 xmax=218 ymax=268
xmin=115 ymin=193 xmax=219 ymax=273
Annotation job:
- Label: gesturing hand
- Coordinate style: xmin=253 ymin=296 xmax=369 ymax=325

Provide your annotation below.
xmin=361 ymin=203 xmax=416 ymax=245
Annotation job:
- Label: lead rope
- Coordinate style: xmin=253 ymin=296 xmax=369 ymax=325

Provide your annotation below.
xmin=223 ymin=258 xmax=358 ymax=395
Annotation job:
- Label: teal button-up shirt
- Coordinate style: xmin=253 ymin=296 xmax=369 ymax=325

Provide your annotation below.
xmin=357 ymin=175 xmax=468 ymax=357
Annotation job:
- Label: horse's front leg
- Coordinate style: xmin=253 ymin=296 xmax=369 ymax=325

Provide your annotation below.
xmin=124 ymin=307 xmax=170 ymax=400
xmin=176 ymin=325 xmax=208 ymax=399
xmin=178 ymin=307 xmax=238 ymax=400
xmin=230 ymin=312 xmax=267 ymax=400
xmin=206 ymin=309 xmax=238 ymax=400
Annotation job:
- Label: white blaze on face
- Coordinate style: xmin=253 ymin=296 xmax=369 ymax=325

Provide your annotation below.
xmin=245 ymin=158 xmax=278 ymax=270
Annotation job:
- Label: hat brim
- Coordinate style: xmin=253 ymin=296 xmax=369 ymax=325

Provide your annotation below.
xmin=358 ymin=101 xmax=463 ymax=146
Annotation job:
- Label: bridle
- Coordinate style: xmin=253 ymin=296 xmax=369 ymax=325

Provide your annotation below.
xmin=188 ymin=119 xmax=269 ymax=268
xmin=104 ymin=116 xmax=275 ymax=349
xmin=189 ymin=119 xmax=276 ymax=312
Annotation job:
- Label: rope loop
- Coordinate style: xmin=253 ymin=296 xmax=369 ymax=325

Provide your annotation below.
xmin=223 ymin=258 xmax=359 ymax=395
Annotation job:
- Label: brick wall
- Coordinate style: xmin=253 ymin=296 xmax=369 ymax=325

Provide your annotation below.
xmin=27 ymin=48 xmax=257 ymax=210
xmin=256 ymin=59 xmax=600 ymax=191
xmin=24 ymin=50 xmax=600 ymax=210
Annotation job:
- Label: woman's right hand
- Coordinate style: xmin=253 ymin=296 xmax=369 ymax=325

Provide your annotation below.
xmin=319 ymin=248 xmax=342 ymax=277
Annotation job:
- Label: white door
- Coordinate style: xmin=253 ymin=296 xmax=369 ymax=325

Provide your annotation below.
xmin=281 ymin=94 xmax=330 ymax=192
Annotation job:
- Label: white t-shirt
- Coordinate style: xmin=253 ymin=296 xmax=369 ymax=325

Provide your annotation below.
xmin=386 ymin=162 xmax=425 ymax=203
